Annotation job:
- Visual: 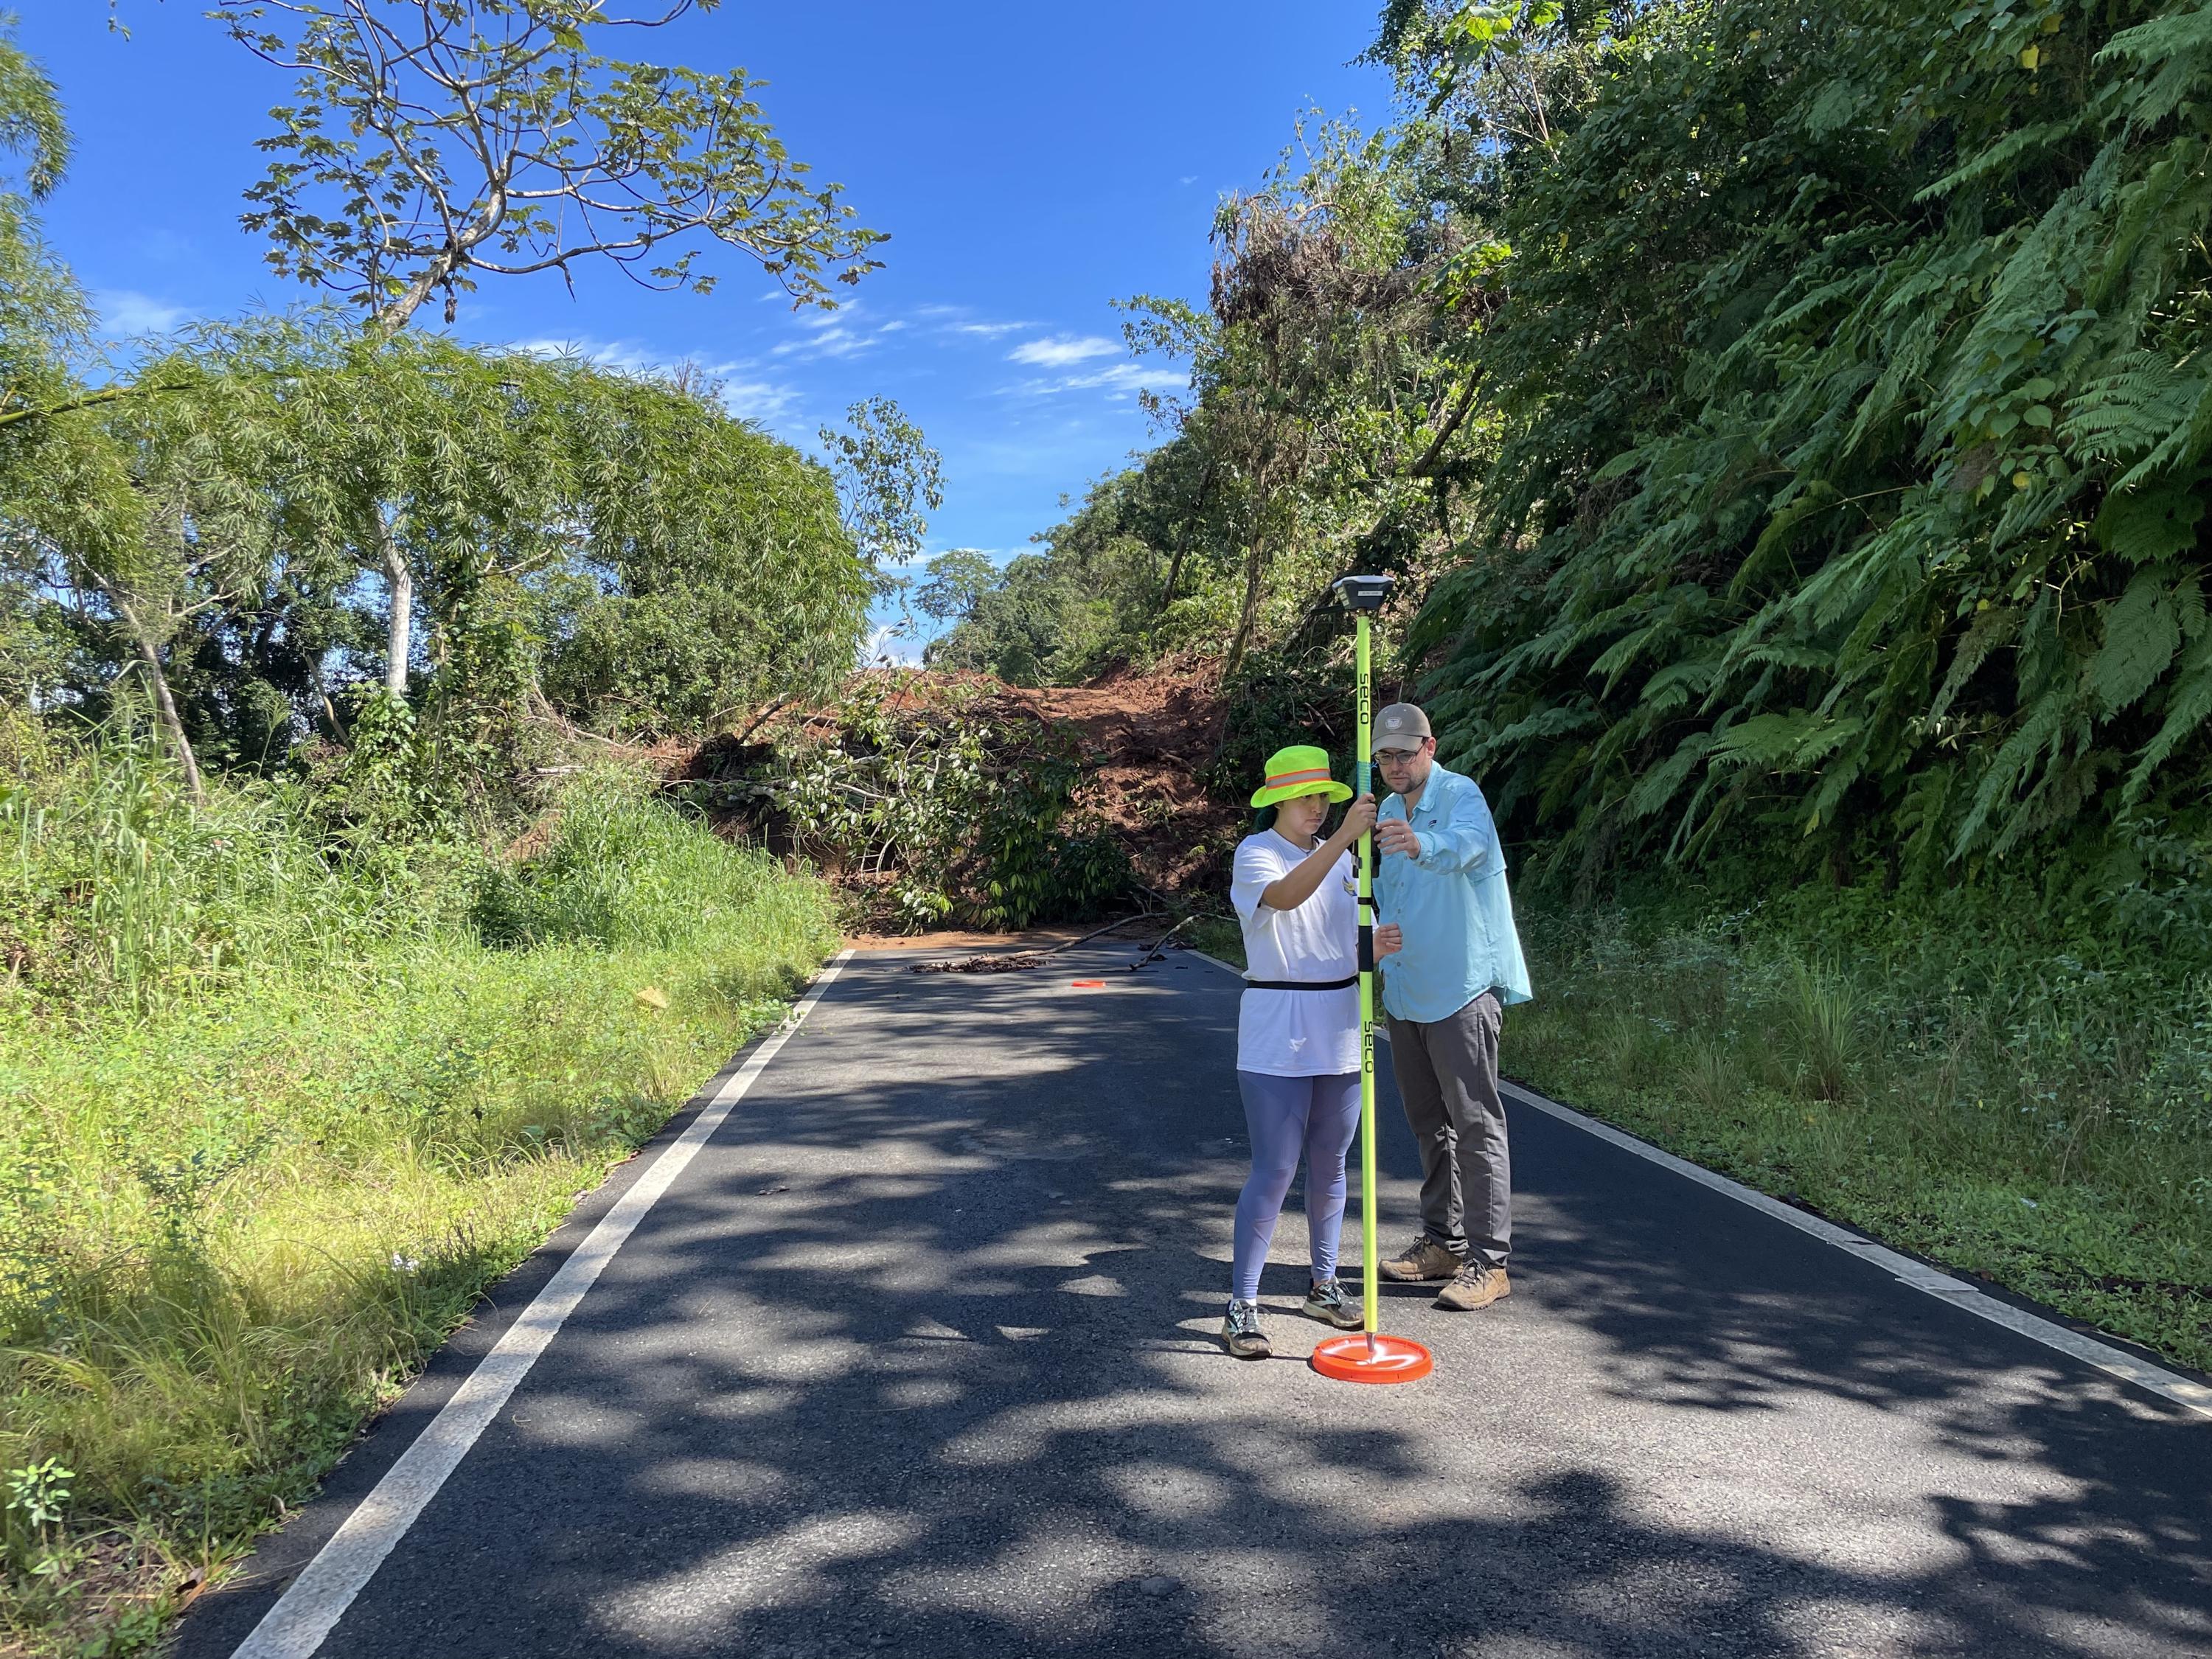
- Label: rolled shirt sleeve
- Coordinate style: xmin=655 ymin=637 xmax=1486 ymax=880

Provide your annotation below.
xmin=1411 ymin=784 xmax=1500 ymax=876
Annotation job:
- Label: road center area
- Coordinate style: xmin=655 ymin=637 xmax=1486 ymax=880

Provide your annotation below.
xmin=185 ymin=946 xmax=2212 ymax=1659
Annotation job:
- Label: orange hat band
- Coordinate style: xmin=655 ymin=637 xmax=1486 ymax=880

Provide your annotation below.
xmin=1265 ymin=767 xmax=1333 ymax=789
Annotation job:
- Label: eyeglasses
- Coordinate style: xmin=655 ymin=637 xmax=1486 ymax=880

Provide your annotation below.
xmin=1374 ymin=748 xmax=1425 ymax=765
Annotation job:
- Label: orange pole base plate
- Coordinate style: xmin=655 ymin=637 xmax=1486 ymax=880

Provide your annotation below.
xmin=1310 ymin=1332 xmax=1433 ymax=1385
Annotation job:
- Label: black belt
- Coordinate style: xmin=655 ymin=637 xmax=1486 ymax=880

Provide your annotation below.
xmin=1243 ymin=975 xmax=1358 ymax=991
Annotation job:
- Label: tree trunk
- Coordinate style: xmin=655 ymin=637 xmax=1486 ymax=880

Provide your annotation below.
xmin=379 ymin=516 xmax=412 ymax=700
xmin=1158 ymin=460 xmax=1215 ymax=612
xmin=1222 ymin=538 xmax=1268 ymax=681
xmin=114 ymin=597 xmax=204 ymax=804
xmin=1160 ymin=526 xmax=1192 ymax=613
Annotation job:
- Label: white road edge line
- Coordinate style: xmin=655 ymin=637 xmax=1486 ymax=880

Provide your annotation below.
xmin=228 ymin=949 xmax=857 ymax=1659
xmin=1500 ymin=1082 xmax=2212 ymax=1421
xmin=1186 ymin=945 xmax=2211 ymax=1421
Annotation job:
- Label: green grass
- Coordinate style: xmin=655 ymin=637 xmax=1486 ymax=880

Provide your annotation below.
xmin=0 ymin=737 xmax=838 ymax=1655
xmin=1507 ymin=895 xmax=2212 ymax=1376
xmin=1187 ymin=890 xmax=2212 ymax=1375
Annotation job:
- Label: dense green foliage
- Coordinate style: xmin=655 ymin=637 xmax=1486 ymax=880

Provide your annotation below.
xmin=1408 ymin=0 xmax=2212 ymax=883
xmin=3 ymin=317 xmax=872 ymax=785
xmin=0 ymin=20 xmax=876 ymax=1651
xmin=697 ymin=675 xmax=1130 ymax=932
xmin=927 ymin=0 xmax=2212 ymax=891
xmin=925 ymin=448 xmax=1232 ymax=681
xmin=0 ymin=728 xmax=838 ymax=1652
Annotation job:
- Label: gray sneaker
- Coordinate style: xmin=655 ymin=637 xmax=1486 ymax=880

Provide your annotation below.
xmin=1220 ymin=1298 xmax=1271 ymax=1359
xmin=1301 ymin=1278 xmax=1363 ymax=1330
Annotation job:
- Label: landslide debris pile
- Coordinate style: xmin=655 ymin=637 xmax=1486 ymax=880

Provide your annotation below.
xmin=676 ymin=666 xmax=1244 ymax=931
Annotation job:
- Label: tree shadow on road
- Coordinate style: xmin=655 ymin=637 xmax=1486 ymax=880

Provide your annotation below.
xmin=195 ymin=949 xmax=2212 ymax=1659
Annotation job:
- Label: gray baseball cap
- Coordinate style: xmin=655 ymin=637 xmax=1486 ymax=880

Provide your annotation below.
xmin=1372 ymin=703 xmax=1432 ymax=754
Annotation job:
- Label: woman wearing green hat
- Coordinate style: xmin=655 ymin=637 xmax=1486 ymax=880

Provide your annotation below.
xmin=1220 ymin=743 xmax=1399 ymax=1359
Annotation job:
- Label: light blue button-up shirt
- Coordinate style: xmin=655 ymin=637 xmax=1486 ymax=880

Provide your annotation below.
xmin=1374 ymin=763 xmax=1532 ymax=1023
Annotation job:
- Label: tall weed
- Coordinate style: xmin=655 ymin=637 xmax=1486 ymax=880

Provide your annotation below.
xmin=1781 ymin=961 xmax=1862 ymax=1103
xmin=0 ymin=737 xmax=837 ymax=1655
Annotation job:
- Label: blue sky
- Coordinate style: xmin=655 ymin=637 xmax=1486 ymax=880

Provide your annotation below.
xmin=16 ymin=1 xmax=1389 ymax=656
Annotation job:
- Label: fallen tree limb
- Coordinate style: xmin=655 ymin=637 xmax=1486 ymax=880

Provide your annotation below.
xmin=908 ymin=914 xmax=1155 ymax=975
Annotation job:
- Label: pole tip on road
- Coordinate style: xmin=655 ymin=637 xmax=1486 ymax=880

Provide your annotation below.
xmin=1310 ymin=1332 xmax=1433 ymax=1384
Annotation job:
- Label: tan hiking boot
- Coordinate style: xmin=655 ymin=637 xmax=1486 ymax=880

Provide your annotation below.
xmin=1434 ymin=1265 xmax=1511 ymax=1311
xmin=1377 ymin=1235 xmax=1461 ymax=1283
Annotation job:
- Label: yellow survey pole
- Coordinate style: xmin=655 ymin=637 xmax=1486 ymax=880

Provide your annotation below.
xmin=1356 ymin=605 xmax=1380 ymax=1346
xmin=1314 ymin=573 xmax=1430 ymax=1384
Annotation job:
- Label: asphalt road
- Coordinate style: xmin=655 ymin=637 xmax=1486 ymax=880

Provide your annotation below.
xmin=183 ymin=944 xmax=2212 ymax=1659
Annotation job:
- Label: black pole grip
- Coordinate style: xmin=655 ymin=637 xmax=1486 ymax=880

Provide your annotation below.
xmin=1358 ymin=923 xmax=1375 ymax=974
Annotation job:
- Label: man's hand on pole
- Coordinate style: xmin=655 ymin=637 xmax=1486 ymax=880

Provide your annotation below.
xmin=1375 ymin=923 xmax=1402 ymax=958
xmin=1376 ymin=817 xmax=1421 ymax=858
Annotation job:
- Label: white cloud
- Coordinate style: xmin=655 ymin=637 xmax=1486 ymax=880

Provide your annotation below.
xmin=1008 ymin=334 xmax=1119 ymax=367
xmin=508 ymin=337 xmax=801 ymax=425
xmin=914 ymin=304 xmax=1035 ymax=339
xmin=512 ymin=335 xmax=664 ymax=375
xmin=717 ymin=378 xmax=803 ymax=423
xmin=94 ymin=290 xmax=191 ymax=338
xmin=771 ymin=327 xmax=865 ymax=359
xmin=1179 ymin=175 xmax=1199 ymax=186
xmin=998 ymin=361 xmax=1187 ymax=400
xmin=770 ymin=305 xmax=904 ymax=361
xmin=860 ymin=623 xmax=924 ymax=667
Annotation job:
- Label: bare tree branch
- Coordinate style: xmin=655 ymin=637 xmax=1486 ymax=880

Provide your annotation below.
xmin=211 ymin=0 xmax=885 ymax=332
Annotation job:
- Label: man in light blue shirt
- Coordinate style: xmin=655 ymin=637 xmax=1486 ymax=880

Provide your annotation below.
xmin=1369 ymin=702 xmax=1531 ymax=1311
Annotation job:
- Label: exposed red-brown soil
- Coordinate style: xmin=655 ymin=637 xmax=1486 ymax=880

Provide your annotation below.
xmin=987 ymin=665 xmax=1240 ymax=898
xmin=675 ymin=665 xmax=1241 ymax=905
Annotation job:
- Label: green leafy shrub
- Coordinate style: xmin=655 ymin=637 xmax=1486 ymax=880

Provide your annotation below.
xmin=1206 ymin=651 xmax=1355 ymax=805
xmin=711 ymin=674 xmax=1130 ymax=931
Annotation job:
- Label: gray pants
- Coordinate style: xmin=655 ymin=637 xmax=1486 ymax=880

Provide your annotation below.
xmin=1386 ymin=993 xmax=1509 ymax=1269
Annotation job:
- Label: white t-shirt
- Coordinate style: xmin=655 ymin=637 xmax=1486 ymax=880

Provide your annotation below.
xmin=1230 ymin=830 xmax=1360 ymax=1077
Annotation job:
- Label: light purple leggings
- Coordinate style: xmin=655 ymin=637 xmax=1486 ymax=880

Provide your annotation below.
xmin=1231 ymin=1069 xmax=1363 ymax=1301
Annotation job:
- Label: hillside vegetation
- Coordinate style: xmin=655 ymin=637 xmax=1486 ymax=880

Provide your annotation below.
xmin=933 ymin=0 xmax=2212 ymax=883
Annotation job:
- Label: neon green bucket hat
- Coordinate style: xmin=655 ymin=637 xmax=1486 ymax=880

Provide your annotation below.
xmin=1250 ymin=743 xmax=1354 ymax=810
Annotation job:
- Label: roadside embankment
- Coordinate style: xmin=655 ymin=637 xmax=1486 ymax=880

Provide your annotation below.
xmin=0 ymin=747 xmax=837 ymax=1655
